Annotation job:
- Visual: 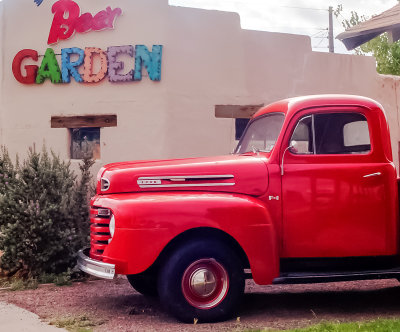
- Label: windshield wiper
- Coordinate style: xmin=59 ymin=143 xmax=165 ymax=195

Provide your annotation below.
xmin=250 ymin=146 xmax=269 ymax=154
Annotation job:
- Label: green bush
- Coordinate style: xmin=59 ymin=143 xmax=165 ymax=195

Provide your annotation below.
xmin=0 ymin=146 xmax=16 ymax=193
xmin=0 ymin=146 xmax=94 ymax=277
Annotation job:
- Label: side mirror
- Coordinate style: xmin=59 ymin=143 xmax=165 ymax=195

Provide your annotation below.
xmin=281 ymin=140 xmax=297 ymax=176
xmin=288 ymin=140 xmax=298 ymax=154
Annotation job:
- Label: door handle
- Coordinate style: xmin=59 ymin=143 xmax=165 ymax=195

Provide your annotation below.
xmin=363 ymin=172 xmax=382 ymax=178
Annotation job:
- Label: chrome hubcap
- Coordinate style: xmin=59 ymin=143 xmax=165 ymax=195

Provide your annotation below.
xmin=181 ymin=258 xmax=229 ymax=309
xmin=190 ymin=268 xmax=217 ymax=297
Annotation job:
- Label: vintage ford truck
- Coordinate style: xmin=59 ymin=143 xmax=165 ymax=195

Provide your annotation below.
xmin=77 ymin=94 xmax=400 ymax=322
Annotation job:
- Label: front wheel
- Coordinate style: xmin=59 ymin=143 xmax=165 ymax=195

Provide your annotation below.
xmin=157 ymin=239 xmax=245 ymax=323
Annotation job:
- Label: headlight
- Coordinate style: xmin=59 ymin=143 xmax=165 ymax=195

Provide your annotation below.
xmin=101 ymin=178 xmax=110 ymax=191
xmin=109 ymin=215 xmax=115 ymax=238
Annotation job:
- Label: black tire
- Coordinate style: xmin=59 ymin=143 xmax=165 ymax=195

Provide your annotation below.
xmin=127 ymin=273 xmax=158 ymax=296
xmin=157 ymin=239 xmax=245 ymax=323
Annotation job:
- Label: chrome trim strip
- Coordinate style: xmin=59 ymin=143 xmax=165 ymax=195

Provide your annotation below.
xmin=138 ymin=175 xmax=234 ymax=180
xmin=137 ymin=179 xmax=162 ymax=185
xmin=139 ymin=183 xmax=236 ymax=188
xmin=137 ymin=175 xmax=235 ymax=188
xmin=77 ymin=249 xmax=115 ymax=280
xmin=363 ymin=172 xmax=382 ymax=178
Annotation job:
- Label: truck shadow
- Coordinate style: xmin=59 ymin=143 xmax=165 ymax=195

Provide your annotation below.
xmin=91 ymin=279 xmax=400 ymax=322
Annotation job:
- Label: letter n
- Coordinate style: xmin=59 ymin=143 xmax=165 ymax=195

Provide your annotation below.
xmin=133 ymin=45 xmax=163 ymax=81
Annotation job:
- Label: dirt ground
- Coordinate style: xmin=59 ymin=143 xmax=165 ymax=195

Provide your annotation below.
xmin=1 ymin=277 xmax=400 ymax=332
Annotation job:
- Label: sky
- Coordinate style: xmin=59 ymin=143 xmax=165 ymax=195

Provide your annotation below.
xmin=169 ymin=0 xmax=399 ymax=54
xmin=1 ymin=0 xmax=397 ymax=53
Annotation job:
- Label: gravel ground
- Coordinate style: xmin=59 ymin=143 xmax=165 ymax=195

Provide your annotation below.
xmin=1 ymin=277 xmax=400 ymax=331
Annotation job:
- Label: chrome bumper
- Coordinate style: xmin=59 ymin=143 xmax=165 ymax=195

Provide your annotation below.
xmin=77 ymin=248 xmax=115 ymax=280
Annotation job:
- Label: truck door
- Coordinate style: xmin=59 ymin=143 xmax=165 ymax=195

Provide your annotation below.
xmin=280 ymin=108 xmax=397 ymax=258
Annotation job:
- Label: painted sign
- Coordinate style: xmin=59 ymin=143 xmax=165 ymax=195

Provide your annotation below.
xmin=13 ymin=1 xmax=162 ymax=84
xmin=12 ymin=45 xmax=163 ymax=84
xmin=48 ymin=0 xmax=122 ymax=45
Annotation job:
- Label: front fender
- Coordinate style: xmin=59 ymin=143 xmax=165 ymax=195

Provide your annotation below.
xmin=93 ymin=192 xmax=279 ymax=285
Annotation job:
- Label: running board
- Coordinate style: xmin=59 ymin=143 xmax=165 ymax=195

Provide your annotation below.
xmin=273 ymin=268 xmax=400 ymax=284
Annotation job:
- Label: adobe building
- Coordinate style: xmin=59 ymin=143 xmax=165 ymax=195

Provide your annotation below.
xmin=1 ymin=0 xmax=400 ymax=174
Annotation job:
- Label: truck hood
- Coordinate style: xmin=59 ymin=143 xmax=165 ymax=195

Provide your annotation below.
xmin=98 ymin=154 xmax=269 ymax=196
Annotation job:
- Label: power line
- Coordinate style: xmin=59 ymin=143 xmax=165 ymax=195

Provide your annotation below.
xmin=314 ymin=31 xmax=329 ymax=49
xmin=334 ymin=15 xmax=348 ymax=32
xmin=280 ymin=5 xmax=328 ymax=11
xmin=311 ymin=28 xmax=328 ymax=37
xmin=279 ymin=4 xmax=334 ymax=52
xmin=336 ymin=11 xmax=347 ymax=22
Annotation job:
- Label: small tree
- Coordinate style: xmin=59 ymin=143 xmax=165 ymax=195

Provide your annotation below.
xmin=0 ymin=146 xmax=16 ymax=195
xmin=335 ymin=4 xmax=400 ymax=75
xmin=71 ymin=156 xmax=95 ymax=251
xmin=0 ymin=146 xmax=94 ymax=277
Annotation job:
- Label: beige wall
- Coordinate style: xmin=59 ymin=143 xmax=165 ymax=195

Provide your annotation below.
xmin=0 ymin=1 xmax=4 ymax=147
xmin=1 ymin=0 xmax=400 ymax=174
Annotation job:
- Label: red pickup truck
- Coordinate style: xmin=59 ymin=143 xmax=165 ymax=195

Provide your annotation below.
xmin=78 ymin=94 xmax=399 ymax=322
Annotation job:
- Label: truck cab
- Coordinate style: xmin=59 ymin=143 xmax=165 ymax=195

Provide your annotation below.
xmin=78 ymin=95 xmax=400 ymax=323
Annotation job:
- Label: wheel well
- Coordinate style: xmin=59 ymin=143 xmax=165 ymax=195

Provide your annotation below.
xmin=147 ymin=227 xmax=250 ymax=274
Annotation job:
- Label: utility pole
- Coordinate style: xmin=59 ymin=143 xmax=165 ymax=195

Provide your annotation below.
xmin=328 ymin=6 xmax=334 ymax=53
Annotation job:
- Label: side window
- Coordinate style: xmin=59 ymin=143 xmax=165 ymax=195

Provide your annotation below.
xmin=315 ymin=113 xmax=370 ymax=154
xmin=343 ymin=121 xmax=370 ymax=151
xmin=290 ymin=112 xmax=371 ymax=155
xmin=290 ymin=115 xmax=313 ymax=154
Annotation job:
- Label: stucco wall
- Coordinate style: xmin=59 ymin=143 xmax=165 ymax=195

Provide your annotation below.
xmin=1 ymin=0 xmax=400 ymax=173
xmin=0 ymin=1 xmax=4 ymax=146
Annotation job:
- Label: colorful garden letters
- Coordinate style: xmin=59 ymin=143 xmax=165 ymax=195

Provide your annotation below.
xmin=13 ymin=1 xmax=162 ymax=85
xmin=12 ymin=45 xmax=163 ymax=84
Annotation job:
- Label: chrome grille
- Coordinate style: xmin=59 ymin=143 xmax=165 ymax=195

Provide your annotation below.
xmin=90 ymin=207 xmax=111 ymax=261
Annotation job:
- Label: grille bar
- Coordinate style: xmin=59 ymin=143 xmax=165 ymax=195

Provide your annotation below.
xmin=91 ymin=234 xmax=111 ymax=242
xmin=90 ymin=206 xmax=112 ymax=261
xmin=91 ymin=224 xmax=111 ymax=234
xmin=90 ymin=216 xmax=111 ymax=224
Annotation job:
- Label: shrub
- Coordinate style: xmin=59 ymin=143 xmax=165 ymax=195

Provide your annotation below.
xmin=0 ymin=146 xmax=16 ymax=193
xmin=0 ymin=146 xmax=94 ymax=277
xmin=71 ymin=157 xmax=95 ymax=251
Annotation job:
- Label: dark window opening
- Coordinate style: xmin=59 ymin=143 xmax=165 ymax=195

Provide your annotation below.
xmin=214 ymin=105 xmax=262 ymax=141
xmin=290 ymin=112 xmax=370 ymax=155
xmin=70 ymin=127 xmax=100 ymax=160
xmin=315 ymin=113 xmax=370 ymax=154
xmin=235 ymin=118 xmax=250 ymax=140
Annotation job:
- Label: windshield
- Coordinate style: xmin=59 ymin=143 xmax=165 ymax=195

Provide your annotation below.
xmin=235 ymin=113 xmax=285 ymax=154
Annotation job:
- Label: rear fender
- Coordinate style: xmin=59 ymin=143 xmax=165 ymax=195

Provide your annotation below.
xmin=94 ymin=192 xmax=279 ymax=285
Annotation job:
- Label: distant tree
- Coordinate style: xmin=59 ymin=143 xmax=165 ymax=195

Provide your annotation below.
xmin=335 ymin=3 xmax=400 ymax=75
